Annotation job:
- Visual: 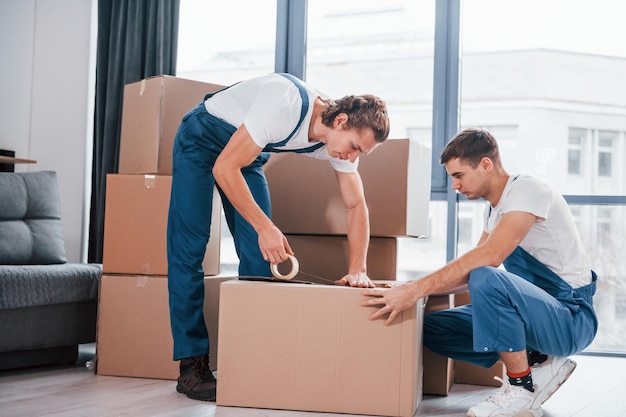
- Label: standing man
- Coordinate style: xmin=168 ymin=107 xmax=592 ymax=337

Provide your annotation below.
xmin=363 ymin=128 xmax=597 ymax=417
xmin=167 ymin=72 xmax=390 ymax=401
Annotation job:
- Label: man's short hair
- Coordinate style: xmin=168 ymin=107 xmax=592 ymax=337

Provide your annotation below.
xmin=440 ymin=128 xmax=501 ymax=168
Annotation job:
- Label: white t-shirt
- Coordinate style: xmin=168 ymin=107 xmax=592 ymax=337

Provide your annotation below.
xmin=484 ymin=174 xmax=592 ymax=288
xmin=203 ymin=73 xmax=357 ymax=173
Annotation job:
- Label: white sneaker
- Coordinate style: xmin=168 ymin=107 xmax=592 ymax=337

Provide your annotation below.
xmin=467 ymin=377 xmax=543 ymax=417
xmin=530 ymin=356 xmax=577 ymax=404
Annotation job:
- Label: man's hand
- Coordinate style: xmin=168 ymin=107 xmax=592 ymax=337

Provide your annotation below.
xmin=257 ymin=226 xmax=293 ymax=264
xmin=361 ymin=282 xmax=420 ymax=326
xmin=337 ymin=271 xmax=375 ymax=288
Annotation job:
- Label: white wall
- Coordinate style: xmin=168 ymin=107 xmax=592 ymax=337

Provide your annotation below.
xmin=0 ymin=0 xmax=96 ymax=262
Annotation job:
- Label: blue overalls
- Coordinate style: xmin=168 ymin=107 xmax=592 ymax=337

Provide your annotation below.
xmin=167 ymin=73 xmax=324 ymax=360
xmin=423 ymin=246 xmax=598 ymax=368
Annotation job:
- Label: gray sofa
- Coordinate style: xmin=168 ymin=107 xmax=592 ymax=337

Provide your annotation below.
xmin=0 ymin=171 xmax=101 ymax=370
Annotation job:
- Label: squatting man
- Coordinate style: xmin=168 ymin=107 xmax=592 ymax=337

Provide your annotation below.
xmin=363 ymin=128 xmax=598 ymax=417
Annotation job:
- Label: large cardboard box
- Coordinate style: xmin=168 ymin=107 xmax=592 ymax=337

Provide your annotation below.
xmin=102 ymin=174 xmax=220 ymax=276
xmin=217 ymin=280 xmax=424 ymax=417
xmin=96 ymin=275 xmax=233 ymax=379
xmin=423 ymin=294 xmax=455 ymax=396
xmin=118 ymin=75 xmax=225 ymax=175
xmin=264 ymin=138 xmax=431 ymax=238
xmin=284 ymin=234 xmax=399 ymax=283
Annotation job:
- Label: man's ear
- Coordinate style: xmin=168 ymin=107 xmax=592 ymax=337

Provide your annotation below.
xmin=334 ymin=112 xmax=348 ymax=127
xmin=480 ymin=156 xmax=493 ymax=172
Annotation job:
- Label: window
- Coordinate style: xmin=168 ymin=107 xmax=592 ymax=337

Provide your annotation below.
xmin=596 ymin=206 xmax=613 ymax=247
xmin=597 ymin=131 xmax=615 ymax=177
xmin=460 ymin=0 xmax=626 ymax=197
xmin=461 ymin=0 xmax=626 ymax=354
xmin=306 ymin=0 xmax=435 ymax=140
xmin=568 ymin=129 xmax=585 ymax=175
xmin=176 ymin=0 xmax=277 ymax=86
xmin=177 ymin=0 xmax=278 ymax=274
xmin=175 ymin=0 xmax=626 ymax=354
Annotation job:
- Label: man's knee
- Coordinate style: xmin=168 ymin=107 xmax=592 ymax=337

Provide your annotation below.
xmin=468 ymin=266 xmax=505 ymax=296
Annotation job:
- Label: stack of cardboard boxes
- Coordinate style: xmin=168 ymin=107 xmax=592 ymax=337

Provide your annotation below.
xmin=93 ymin=75 xmax=500 ymax=414
xmin=96 ymin=76 xmax=227 ymax=379
xmin=263 ymin=138 xmax=431 ymax=282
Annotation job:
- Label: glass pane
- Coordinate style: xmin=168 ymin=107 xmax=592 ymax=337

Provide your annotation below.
xmin=461 ymin=0 xmax=626 ymax=354
xmin=306 ymin=0 xmax=435 ymax=141
xmin=573 ymin=204 xmax=626 ymax=353
xmin=306 ymin=1 xmax=438 ymax=280
xmin=460 ymin=0 xmax=626 ymax=197
xmin=598 ymin=152 xmax=612 ymax=177
xmin=176 ymin=0 xmax=278 ymax=275
xmin=397 ymin=201 xmax=448 ymax=281
xmin=176 ymin=0 xmax=277 ymax=85
xmin=568 ymin=149 xmax=581 ymax=175
xmin=458 ymin=200 xmax=486 ymax=256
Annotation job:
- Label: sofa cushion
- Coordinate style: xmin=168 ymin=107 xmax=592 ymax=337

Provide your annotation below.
xmin=0 ymin=171 xmax=67 ymax=264
xmin=0 ymin=264 xmax=101 ymax=309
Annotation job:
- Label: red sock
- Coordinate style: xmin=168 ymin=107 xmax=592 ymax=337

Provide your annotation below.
xmin=507 ymin=368 xmax=535 ymax=392
xmin=507 ymin=368 xmax=531 ymax=378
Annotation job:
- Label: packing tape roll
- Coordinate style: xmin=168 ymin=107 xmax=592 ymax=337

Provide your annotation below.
xmin=270 ymin=254 xmax=299 ymax=280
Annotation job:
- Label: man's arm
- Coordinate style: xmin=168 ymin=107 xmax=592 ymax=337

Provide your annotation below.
xmin=362 ymin=210 xmax=537 ymax=325
xmin=213 ymin=124 xmax=293 ymax=264
xmin=334 ymin=170 xmax=375 ymax=288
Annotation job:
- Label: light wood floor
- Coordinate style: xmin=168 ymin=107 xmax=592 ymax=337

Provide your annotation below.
xmin=1 ymin=344 xmax=625 ymax=417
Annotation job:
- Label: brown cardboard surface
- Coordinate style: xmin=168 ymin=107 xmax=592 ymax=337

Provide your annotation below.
xmin=204 ymin=276 xmax=237 ymax=368
xmin=96 ymin=275 xmax=234 ymax=379
xmin=264 ymin=138 xmax=431 ymax=238
xmin=118 ymin=75 xmax=225 ymax=175
xmin=102 ymin=174 xmax=220 ymax=276
xmin=423 ymin=294 xmax=455 ymax=395
xmin=454 ymin=290 xmax=472 ymax=306
xmin=96 ymin=274 xmax=177 ymax=379
xmin=284 ymin=234 xmax=398 ymax=283
xmin=216 ymin=280 xmax=424 ymax=417
xmin=453 ymin=290 xmax=506 ymax=386
xmin=454 ymin=360 xmax=506 ymax=387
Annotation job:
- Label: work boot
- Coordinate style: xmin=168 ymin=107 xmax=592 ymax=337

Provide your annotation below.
xmin=176 ymin=354 xmax=217 ymax=401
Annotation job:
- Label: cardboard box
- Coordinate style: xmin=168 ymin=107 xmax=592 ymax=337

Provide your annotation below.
xmin=283 ymin=234 xmax=399 ymax=283
xmin=454 ymin=360 xmax=506 ymax=387
xmin=96 ymin=275 xmax=234 ymax=379
xmin=453 ymin=290 xmax=506 ymax=387
xmin=102 ymin=174 xmax=220 ymax=276
xmin=264 ymin=138 xmax=431 ymax=238
xmin=423 ymin=294 xmax=455 ymax=395
xmin=118 ymin=75 xmax=225 ymax=175
xmin=205 ymin=276 xmax=237 ymax=369
xmin=96 ymin=274 xmax=177 ymax=379
xmin=217 ymin=280 xmax=424 ymax=417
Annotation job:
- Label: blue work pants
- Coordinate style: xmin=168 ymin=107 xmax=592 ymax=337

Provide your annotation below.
xmin=424 ymin=247 xmax=598 ymax=368
xmin=167 ymin=104 xmax=271 ymax=360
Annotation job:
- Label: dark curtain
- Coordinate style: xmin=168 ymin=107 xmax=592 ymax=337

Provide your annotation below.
xmin=88 ymin=0 xmax=180 ymax=263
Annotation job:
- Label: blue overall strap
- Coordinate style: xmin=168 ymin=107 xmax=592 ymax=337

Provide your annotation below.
xmin=263 ymin=73 xmax=324 ymax=154
xmin=503 ymin=246 xmax=595 ymax=314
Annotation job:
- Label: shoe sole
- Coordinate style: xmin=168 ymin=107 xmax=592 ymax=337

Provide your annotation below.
xmin=176 ymin=383 xmax=216 ymax=402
